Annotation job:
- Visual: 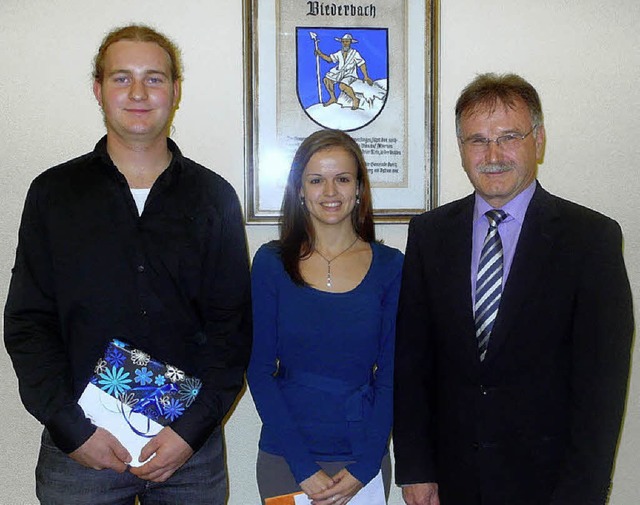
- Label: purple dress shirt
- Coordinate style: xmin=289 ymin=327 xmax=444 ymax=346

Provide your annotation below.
xmin=471 ymin=182 xmax=536 ymax=307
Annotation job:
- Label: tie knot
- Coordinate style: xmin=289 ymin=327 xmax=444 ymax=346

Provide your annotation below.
xmin=485 ymin=209 xmax=508 ymax=228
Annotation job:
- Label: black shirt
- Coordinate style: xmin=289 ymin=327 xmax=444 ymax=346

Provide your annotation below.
xmin=4 ymin=136 xmax=252 ymax=454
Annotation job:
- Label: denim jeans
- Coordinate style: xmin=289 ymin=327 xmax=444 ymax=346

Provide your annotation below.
xmin=36 ymin=426 xmax=227 ymax=505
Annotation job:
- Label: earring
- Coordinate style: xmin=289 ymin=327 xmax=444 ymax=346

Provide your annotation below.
xmin=355 ymin=194 xmax=360 ymax=205
xmin=300 ymin=197 xmax=305 ymax=206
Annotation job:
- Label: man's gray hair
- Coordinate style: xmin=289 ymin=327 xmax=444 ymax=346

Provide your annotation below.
xmin=455 ymin=73 xmax=544 ymax=136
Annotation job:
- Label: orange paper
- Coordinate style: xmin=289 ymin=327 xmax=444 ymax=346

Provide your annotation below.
xmin=264 ymin=491 xmax=304 ymax=505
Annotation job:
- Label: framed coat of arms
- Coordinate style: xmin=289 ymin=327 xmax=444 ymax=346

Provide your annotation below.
xmin=244 ymin=0 xmax=439 ymax=222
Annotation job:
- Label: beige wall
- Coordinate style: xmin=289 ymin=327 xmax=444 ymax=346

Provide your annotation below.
xmin=1 ymin=1 xmax=638 ymax=503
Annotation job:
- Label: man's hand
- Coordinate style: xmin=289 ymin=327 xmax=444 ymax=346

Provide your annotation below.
xmin=300 ymin=470 xmax=336 ymax=497
xmin=128 ymin=427 xmax=193 ymax=482
xmin=402 ymin=483 xmax=440 ymax=505
xmin=69 ymin=427 xmax=131 ymax=472
xmin=309 ymin=468 xmax=363 ymax=505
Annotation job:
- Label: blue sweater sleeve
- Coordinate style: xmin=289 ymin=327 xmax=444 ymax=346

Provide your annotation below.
xmin=247 ymin=245 xmax=322 ymax=483
xmin=347 ymin=248 xmax=403 ymax=485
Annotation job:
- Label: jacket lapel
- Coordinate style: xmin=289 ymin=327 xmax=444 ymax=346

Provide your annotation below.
xmin=438 ymin=195 xmax=479 ymax=362
xmin=483 ymin=184 xmax=559 ymax=363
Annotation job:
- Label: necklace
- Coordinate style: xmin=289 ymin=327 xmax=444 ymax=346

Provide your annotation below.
xmin=314 ymin=236 xmax=359 ymax=288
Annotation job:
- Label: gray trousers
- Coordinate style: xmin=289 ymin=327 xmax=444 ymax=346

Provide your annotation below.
xmin=256 ymin=450 xmax=391 ymax=503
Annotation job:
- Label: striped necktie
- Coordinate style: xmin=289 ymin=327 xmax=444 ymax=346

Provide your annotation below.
xmin=475 ymin=209 xmax=508 ymax=361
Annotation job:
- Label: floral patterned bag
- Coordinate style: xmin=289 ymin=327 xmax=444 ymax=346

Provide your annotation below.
xmin=78 ymin=339 xmax=202 ymax=466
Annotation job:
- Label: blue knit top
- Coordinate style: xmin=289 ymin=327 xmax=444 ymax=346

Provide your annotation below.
xmin=248 ymin=241 xmax=403 ymax=486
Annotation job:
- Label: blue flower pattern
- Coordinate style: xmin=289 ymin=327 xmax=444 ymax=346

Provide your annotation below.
xmin=143 ymin=405 xmax=160 ymax=420
xmin=98 ymin=366 xmax=132 ymax=396
xmin=164 ymin=398 xmax=185 ymax=422
xmin=91 ymin=340 xmax=200 ymax=427
xmin=135 ymin=367 xmax=153 ymax=386
xmin=105 ymin=348 xmax=126 ymax=367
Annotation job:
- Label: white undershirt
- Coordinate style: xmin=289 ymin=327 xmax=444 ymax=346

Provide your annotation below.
xmin=130 ymin=188 xmax=151 ymax=216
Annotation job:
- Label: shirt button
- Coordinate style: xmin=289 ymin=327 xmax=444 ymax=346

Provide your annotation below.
xmin=480 ymin=385 xmax=488 ymax=395
xmin=140 ymin=309 xmax=147 ymax=316
xmin=137 ymin=265 xmax=145 ymax=273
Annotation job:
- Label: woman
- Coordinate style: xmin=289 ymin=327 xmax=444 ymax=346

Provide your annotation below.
xmin=248 ymin=129 xmax=403 ymax=504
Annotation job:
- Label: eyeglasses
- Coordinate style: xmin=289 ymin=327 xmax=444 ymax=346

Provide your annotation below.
xmin=459 ymin=126 xmax=537 ymax=151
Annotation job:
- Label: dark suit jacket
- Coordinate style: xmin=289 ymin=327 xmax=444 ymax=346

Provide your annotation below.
xmin=393 ymin=183 xmax=634 ymax=505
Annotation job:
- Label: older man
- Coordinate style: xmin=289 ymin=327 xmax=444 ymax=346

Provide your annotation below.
xmin=4 ymin=25 xmax=251 ymax=504
xmin=394 ymin=73 xmax=633 ymax=505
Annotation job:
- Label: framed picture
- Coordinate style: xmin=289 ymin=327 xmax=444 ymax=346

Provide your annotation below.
xmin=243 ymin=0 xmax=439 ymax=222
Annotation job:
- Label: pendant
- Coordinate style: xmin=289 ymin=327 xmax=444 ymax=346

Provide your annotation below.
xmin=314 ymin=237 xmax=358 ymax=290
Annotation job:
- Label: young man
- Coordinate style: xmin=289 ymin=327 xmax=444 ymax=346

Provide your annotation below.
xmin=4 ymin=25 xmax=251 ymax=504
xmin=394 ymin=73 xmax=633 ymax=505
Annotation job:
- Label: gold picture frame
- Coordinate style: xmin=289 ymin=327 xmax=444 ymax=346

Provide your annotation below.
xmin=244 ymin=0 xmax=439 ymax=222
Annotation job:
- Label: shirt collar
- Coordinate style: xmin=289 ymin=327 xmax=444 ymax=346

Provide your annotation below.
xmin=473 ymin=181 xmax=537 ymax=226
xmin=92 ymin=135 xmax=184 ymax=184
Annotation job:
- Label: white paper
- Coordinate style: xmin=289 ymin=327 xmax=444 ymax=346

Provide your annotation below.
xmin=78 ymin=382 xmax=163 ymax=467
xmin=294 ymin=469 xmax=385 ymax=505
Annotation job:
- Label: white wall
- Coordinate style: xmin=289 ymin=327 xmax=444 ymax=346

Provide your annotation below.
xmin=1 ymin=1 xmax=638 ymax=503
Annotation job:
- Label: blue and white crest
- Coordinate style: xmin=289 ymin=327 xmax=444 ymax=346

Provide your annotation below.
xmin=296 ymin=27 xmax=389 ymax=132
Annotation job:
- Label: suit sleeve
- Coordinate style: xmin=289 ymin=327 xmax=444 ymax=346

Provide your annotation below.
xmin=4 ymin=182 xmax=96 ymax=453
xmin=550 ymin=218 xmax=634 ymax=504
xmin=170 ymin=182 xmax=253 ymax=452
xmin=247 ymin=246 xmax=322 ymax=484
xmin=393 ymin=218 xmax=438 ymax=485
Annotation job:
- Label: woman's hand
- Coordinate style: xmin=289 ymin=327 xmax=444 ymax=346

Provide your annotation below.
xmin=309 ymin=468 xmax=363 ymax=505
xmin=300 ymin=469 xmax=336 ymax=496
